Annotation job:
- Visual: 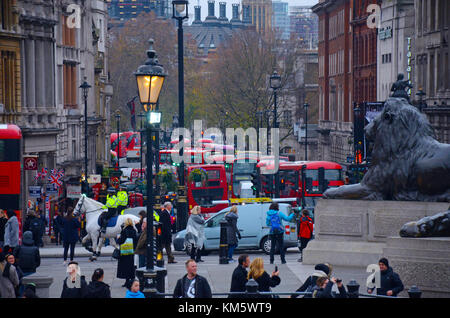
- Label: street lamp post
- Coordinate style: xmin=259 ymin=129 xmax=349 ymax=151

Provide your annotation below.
xmin=416 ymin=88 xmax=426 ymax=112
xmin=270 ymin=71 xmax=281 ymax=198
xmin=80 ymin=79 xmax=91 ymax=194
xmin=304 ymin=103 xmax=309 ymax=161
xmin=134 ymin=39 xmax=167 ymax=297
xmin=115 ymin=110 xmax=121 ymax=170
xmin=256 ymin=111 xmax=263 ymax=153
xmin=172 ymin=0 xmax=189 ymax=231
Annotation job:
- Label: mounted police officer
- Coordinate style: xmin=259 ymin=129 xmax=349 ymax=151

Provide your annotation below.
xmin=117 ymin=185 xmax=129 ymax=215
xmin=100 ymin=188 xmax=119 ymax=234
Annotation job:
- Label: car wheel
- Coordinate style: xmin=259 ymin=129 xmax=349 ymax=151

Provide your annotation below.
xmin=261 ymin=236 xmax=271 ymax=255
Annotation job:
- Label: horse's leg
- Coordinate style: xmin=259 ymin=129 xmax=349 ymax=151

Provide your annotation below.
xmin=90 ymin=232 xmax=99 ymax=261
xmin=96 ymin=234 xmax=105 ymax=257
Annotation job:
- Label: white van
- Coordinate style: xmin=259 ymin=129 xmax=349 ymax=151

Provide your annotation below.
xmin=174 ymin=203 xmax=298 ymax=254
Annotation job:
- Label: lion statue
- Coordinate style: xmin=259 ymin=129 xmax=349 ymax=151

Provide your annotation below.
xmin=400 ymin=209 xmax=450 ymax=237
xmin=323 ymin=97 xmax=450 ymax=202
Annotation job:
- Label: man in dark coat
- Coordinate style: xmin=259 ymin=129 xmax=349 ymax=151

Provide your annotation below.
xmin=368 ymin=258 xmax=404 ymax=297
xmin=173 ymin=259 xmax=212 ymax=298
xmin=13 ymin=231 xmax=41 ymax=275
xmin=225 ymin=206 xmax=241 ymax=262
xmin=158 ymin=202 xmax=176 ymax=263
xmin=228 ymin=254 xmax=250 ymax=298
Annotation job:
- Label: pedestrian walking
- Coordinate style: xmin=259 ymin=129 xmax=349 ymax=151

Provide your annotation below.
xmin=297 ymin=209 xmax=314 ymax=262
xmin=265 ymin=203 xmax=295 ymax=264
xmin=60 ymin=261 xmax=88 ymax=298
xmin=3 ymin=209 xmax=19 ymax=254
xmin=173 ymin=259 xmax=212 ymax=298
xmin=0 ymin=209 xmax=7 ymax=249
xmin=125 ymin=279 xmax=145 ymax=298
xmin=312 ymin=276 xmax=347 ymax=298
xmin=61 ymin=207 xmax=81 ymax=265
xmin=225 ymin=205 xmax=241 ymax=262
xmin=184 ymin=206 xmax=205 ymax=262
xmin=0 ymin=251 xmax=19 ymax=298
xmin=158 ymin=202 xmax=176 ymax=264
xmin=13 ymin=231 xmax=40 ymax=276
xmin=116 ymin=217 xmax=138 ymax=288
xmin=367 ymin=257 xmax=404 ymax=297
xmin=247 ymin=257 xmax=280 ymax=298
xmin=86 ymin=268 xmax=111 ymax=298
xmin=135 ymin=217 xmax=147 ymax=268
xmin=36 ymin=212 xmax=46 ymax=248
xmin=23 ymin=211 xmax=44 ymax=248
xmin=290 ymin=263 xmax=331 ymax=298
xmin=53 ymin=212 xmax=64 ymax=245
xmin=228 ymin=254 xmax=250 ymax=298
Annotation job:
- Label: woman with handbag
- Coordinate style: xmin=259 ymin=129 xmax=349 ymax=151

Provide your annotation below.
xmin=116 ymin=218 xmax=138 ymax=288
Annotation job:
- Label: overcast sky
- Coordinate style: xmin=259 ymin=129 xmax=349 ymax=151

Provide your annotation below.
xmin=187 ymin=0 xmax=319 ymax=23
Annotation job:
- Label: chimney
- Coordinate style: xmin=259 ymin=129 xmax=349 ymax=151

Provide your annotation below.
xmin=243 ymin=5 xmax=252 ymax=24
xmin=193 ymin=5 xmax=202 ymax=24
xmin=230 ymin=3 xmax=242 ymax=25
xmin=205 ymin=0 xmax=218 ymax=22
xmin=219 ymin=2 xmax=228 ymax=22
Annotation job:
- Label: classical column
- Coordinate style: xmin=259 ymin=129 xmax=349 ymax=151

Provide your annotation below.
xmin=25 ymin=37 xmax=36 ymax=110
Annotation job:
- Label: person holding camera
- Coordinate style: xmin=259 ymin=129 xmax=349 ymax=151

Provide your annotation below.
xmin=312 ymin=276 xmax=347 ymax=298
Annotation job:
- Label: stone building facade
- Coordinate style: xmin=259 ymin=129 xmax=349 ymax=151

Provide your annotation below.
xmin=1 ymin=0 xmax=112 ymax=211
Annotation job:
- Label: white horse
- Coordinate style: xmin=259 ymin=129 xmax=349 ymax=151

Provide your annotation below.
xmin=73 ymin=194 xmax=140 ymax=261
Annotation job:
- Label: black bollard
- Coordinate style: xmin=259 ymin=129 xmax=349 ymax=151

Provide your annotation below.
xmin=219 ymin=219 xmax=229 ymax=264
xmin=408 ymin=285 xmax=422 ymax=298
xmin=246 ymin=278 xmax=259 ymax=297
xmin=346 ymin=279 xmax=360 ymax=298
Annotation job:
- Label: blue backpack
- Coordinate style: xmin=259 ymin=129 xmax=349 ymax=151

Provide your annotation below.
xmin=269 ymin=213 xmax=283 ymax=233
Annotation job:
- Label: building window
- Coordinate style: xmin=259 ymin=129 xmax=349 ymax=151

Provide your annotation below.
xmin=0 ymin=0 xmax=13 ymax=31
xmin=62 ymin=14 xmax=76 ymax=47
xmin=64 ymin=63 xmax=77 ymax=108
xmin=0 ymin=50 xmax=17 ymax=113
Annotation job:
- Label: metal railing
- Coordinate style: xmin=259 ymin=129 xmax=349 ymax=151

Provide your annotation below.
xmin=144 ymin=279 xmax=422 ymax=298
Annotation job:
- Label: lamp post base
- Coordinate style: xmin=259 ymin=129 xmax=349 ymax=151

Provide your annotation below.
xmin=135 ymin=266 xmax=167 ymax=298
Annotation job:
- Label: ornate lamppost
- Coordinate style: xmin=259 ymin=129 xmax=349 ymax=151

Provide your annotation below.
xmin=79 ymin=78 xmax=91 ymax=194
xmin=134 ymin=39 xmax=167 ymax=297
xmin=270 ymin=70 xmax=281 ymax=198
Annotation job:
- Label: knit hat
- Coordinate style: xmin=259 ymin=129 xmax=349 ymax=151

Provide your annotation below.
xmin=379 ymin=258 xmax=389 ymax=268
xmin=314 ymin=263 xmax=330 ymax=276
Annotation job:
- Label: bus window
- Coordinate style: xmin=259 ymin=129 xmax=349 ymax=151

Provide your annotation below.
xmin=324 ymin=169 xmax=342 ymax=181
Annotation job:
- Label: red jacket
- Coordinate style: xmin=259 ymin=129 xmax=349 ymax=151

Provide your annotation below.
xmin=299 ymin=216 xmax=314 ymax=239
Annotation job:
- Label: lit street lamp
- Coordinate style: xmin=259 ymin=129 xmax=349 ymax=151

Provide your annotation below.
xmin=79 ymin=78 xmax=91 ymax=195
xmin=270 ymin=70 xmax=281 ymax=198
xmin=172 ymin=0 xmax=189 ymax=232
xmin=134 ymin=38 xmax=167 ymax=297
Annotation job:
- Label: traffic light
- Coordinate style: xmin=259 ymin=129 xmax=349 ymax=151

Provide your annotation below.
xmin=261 ymin=174 xmax=273 ymax=195
xmin=280 ymin=178 xmax=285 ymax=191
xmin=318 ymin=167 xmax=329 ymax=193
xmin=250 ymin=173 xmax=260 ymax=197
xmin=155 ymin=221 xmax=164 ymax=267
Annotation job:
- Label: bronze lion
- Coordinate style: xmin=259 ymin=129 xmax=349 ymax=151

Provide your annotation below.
xmin=323 ymin=98 xmax=450 ymax=202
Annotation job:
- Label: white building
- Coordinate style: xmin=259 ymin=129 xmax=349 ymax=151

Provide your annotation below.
xmin=377 ymin=0 xmax=415 ymax=101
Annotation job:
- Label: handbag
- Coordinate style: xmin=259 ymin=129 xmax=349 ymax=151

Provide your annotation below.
xmin=120 ymin=238 xmax=134 ymax=256
xmin=112 ymin=248 xmax=120 ymax=260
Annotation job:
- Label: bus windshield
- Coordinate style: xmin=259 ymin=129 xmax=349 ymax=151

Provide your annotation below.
xmin=232 ymin=160 xmax=257 ymax=197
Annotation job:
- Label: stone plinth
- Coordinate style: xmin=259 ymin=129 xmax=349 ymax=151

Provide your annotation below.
xmin=302 ymin=199 xmax=449 ymax=266
xmin=383 ymin=237 xmax=450 ymax=298
xmin=22 ymin=273 xmax=54 ymax=298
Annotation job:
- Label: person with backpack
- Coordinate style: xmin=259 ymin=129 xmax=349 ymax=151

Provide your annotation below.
xmin=265 ymin=203 xmax=295 ymax=264
xmin=13 ymin=231 xmax=40 ymax=276
xmin=24 ymin=211 xmax=44 ymax=248
xmin=298 ymin=209 xmax=314 ymax=262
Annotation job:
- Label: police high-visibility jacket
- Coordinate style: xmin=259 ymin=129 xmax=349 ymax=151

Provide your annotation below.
xmin=117 ymin=191 xmax=128 ymax=207
xmin=103 ymin=194 xmax=119 ymax=209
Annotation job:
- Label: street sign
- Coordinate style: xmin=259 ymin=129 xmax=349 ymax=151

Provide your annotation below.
xmin=46 ymin=184 xmax=58 ymax=195
xmin=67 ymin=185 xmax=81 ymax=198
xmin=29 ymin=186 xmax=42 ymax=198
xmin=24 ymin=156 xmax=38 ymax=170
xmin=88 ymin=174 xmax=101 ymax=184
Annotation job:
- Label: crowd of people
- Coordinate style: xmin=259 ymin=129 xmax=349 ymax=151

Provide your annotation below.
xmin=0 ymin=203 xmax=406 ymax=299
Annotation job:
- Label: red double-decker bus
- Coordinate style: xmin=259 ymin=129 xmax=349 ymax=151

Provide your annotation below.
xmin=257 ymin=160 xmax=344 ymax=202
xmin=187 ymin=164 xmax=228 ymax=219
xmin=0 ymin=124 xmax=23 ymax=234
